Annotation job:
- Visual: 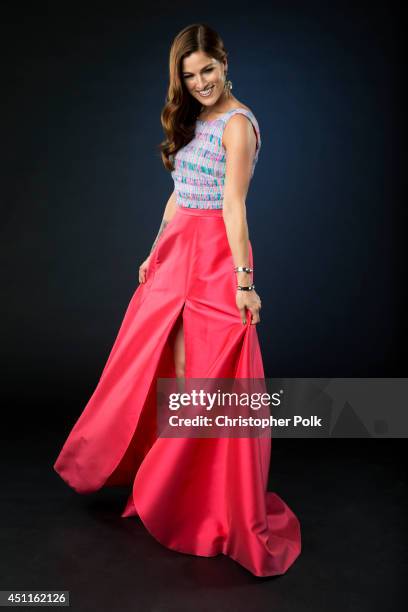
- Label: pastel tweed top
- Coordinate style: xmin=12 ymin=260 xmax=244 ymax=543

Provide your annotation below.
xmin=171 ymin=107 xmax=261 ymax=209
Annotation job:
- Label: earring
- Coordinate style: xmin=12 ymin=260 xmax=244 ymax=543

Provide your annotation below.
xmin=224 ymin=73 xmax=233 ymax=96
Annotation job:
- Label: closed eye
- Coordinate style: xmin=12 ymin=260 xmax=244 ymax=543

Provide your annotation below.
xmin=183 ymin=68 xmax=214 ymax=79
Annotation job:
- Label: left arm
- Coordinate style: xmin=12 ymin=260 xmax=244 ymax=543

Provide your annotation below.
xmin=222 ymin=115 xmax=262 ymax=325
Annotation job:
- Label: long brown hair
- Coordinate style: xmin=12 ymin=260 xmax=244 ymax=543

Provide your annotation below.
xmin=158 ymin=23 xmax=228 ymax=171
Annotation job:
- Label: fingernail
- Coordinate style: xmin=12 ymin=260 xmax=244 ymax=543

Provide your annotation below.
xmin=243 ymin=319 xmax=246 ymax=325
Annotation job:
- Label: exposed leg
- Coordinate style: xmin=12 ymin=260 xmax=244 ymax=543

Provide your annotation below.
xmin=171 ymin=312 xmax=185 ymax=393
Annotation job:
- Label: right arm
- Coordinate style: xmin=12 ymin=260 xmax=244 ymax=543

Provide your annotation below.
xmin=149 ymin=190 xmax=177 ymax=254
xmin=139 ymin=190 xmax=177 ymax=283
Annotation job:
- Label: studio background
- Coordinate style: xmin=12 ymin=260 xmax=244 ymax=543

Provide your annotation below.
xmin=2 ymin=2 xmax=406 ymax=425
xmin=3 ymin=3 xmax=406 ymax=434
xmin=0 ymin=3 xmax=406 ymax=609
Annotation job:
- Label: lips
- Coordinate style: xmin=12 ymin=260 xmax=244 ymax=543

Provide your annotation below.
xmin=197 ymin=85 xmax=214 ymax=97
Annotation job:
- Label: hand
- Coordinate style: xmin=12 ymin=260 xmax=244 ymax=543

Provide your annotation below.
xmin=236 ymin=288 xmax=262 ymax=325
xmin=138 ymin=255 xmax=152 ymax=284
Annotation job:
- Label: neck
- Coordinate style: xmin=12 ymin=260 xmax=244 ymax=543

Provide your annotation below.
xmin=200 ymin=92 xmax=236 ymax=115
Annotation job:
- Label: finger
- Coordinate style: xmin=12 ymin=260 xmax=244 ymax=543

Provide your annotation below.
xmin=248 ymin=307 xmax=260 ymax=325
xmin=239 ymin=307 xmax=247 ymax=324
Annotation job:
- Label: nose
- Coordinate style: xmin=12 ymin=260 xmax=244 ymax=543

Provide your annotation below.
xmin=195 ymin=77 xmax=207 ymax=90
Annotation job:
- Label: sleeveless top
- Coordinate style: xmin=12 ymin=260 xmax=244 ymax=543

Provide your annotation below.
xmin=170 ymin=108 xmax=261 ymax=209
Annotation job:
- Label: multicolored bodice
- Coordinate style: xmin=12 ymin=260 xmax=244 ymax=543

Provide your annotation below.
xmin=171 ymin=108 xmax=261 ymax=209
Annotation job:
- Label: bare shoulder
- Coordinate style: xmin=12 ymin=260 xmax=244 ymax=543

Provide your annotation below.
xmin=223 ymin=106 xmax=257 ymax=147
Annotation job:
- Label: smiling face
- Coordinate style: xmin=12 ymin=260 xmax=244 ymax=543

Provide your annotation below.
xmin=181 ymin=51 xmax=228 ymax=109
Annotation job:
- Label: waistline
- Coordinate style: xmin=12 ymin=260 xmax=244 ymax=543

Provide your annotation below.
xmin=176 ymin=205 xmax=224 ymax=217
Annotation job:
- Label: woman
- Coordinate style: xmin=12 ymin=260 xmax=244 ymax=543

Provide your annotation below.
xmin=53 ymin=23 xmax=301 ymax=577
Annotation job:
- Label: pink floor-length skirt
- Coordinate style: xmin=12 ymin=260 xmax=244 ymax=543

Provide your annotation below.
xmin=53 ymin=205 xmax=301 ymax=577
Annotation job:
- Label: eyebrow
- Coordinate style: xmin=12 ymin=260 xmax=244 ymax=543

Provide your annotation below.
xmin=182 ymin=63 xmax=214 ymax=75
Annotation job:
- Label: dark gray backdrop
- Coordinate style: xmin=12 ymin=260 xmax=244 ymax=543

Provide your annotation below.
xmin=1 ymin=4 xmax=406 ymax=608
xmin=1 ymin=1 xmax=406 ymax=427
